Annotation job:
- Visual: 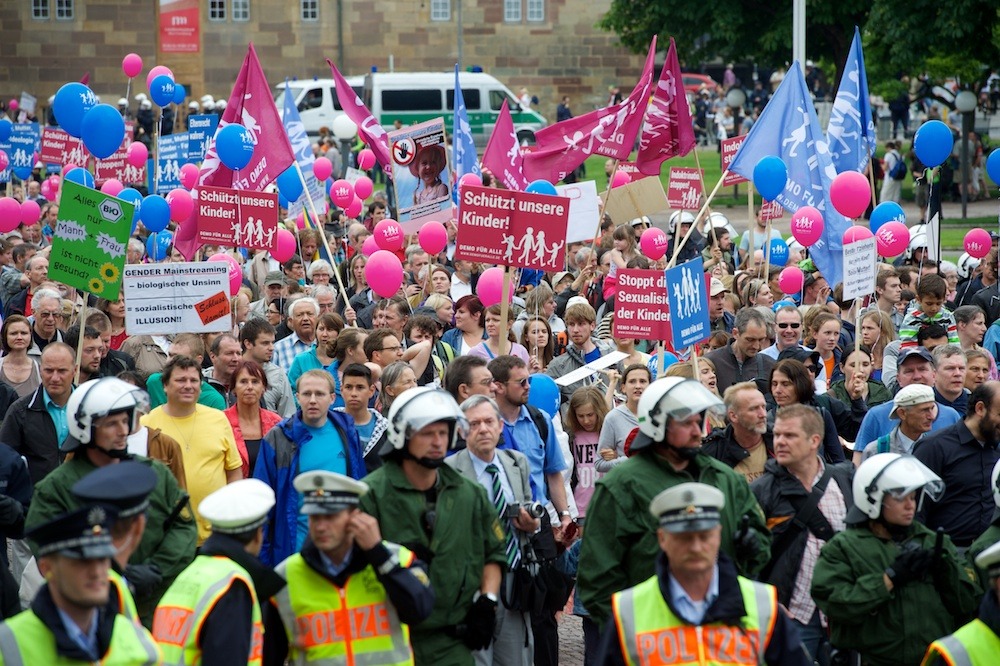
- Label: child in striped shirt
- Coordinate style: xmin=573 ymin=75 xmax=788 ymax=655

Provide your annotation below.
xmin=898 ymin=273 xmax=959 ymax=348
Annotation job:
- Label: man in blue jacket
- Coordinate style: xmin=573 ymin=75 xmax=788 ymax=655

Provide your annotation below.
xmin=253 ymin=370 xmax=367 ymax=566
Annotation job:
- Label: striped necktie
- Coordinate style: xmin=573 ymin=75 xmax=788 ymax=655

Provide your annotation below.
xmin=486 ymin=463 xmax=519 ymax=568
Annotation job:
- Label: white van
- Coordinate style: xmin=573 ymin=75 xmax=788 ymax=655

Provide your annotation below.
xmin=274 ymin=71 xmax=547 ymax=147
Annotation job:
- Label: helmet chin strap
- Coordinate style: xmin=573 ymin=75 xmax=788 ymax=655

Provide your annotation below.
xmin=401 ymin=448 xmax=446 ymax=469
xmin=664 ymin=442 xmax=703 ymax=461
xmin=875 ymin=514 xmax=911 ymax=540
xmin=91 ymin=443 xmax=130 ymax=460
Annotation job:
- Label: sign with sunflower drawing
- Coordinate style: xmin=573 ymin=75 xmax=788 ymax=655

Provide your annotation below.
xmin=49 ymin=180 xmax=134 ymax=300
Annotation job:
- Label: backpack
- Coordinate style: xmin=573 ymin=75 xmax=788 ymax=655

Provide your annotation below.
xmin=525 ymin=404 xmax=550 ymax=443
xmin=889 ymin=152 xmax=907 ymax=181
xmin=877 ymin=433 xmax=892 ymax=453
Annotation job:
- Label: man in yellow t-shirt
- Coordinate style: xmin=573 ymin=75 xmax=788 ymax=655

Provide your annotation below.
xmin=142 ymin=356 xmax=242 ymax=543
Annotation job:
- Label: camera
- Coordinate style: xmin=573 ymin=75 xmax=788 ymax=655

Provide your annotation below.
xmin=503 ymin=502 xmax=546 ymax=521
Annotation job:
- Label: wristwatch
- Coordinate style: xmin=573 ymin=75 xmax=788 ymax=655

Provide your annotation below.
xmin=559 ymin=510 xmax=571 ymax=518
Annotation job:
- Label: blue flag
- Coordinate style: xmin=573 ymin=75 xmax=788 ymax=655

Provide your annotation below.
xmin=281 ymin=81 xmax=325 ymax=220
xmin=665 ymin=257 xmax=711 ymax=349
xmin=827 ymin=27 xmax=877 ymax=174
xmin=452 ymin=65 xmax=480 ymax=204
xmin=729 ymin=62 xmax=851 ymax=288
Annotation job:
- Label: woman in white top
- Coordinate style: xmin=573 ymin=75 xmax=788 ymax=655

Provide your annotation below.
xmin=0 ymin=315 xmax=40 ymax=398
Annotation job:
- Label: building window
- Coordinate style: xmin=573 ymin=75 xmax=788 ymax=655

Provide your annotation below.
xmin=526 ymin=0 xmax=544 ymax=22
xmin=430 ymin=0 xmax=450 ymax=21
xmin=503 ymin=0 xmax=521 ymax=23
xmin=232 ymin=0 xmax=249 ymax=21
xmin=55 ymin=0 xmax=73 ymax=20
xmin=31 ymin=0 xmax=49 ymax=19
xmin=208 ymin=0 xmax=226 ymax=21
xmin=300 ymin=0 xmax=318 ymax=21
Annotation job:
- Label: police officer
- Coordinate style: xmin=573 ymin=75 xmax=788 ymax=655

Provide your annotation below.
xmin=0 ymin=506 xmax=161 ymax=664
xmin=265 ymin=471 xmax=435 ymax=665
xmin=152 ymin=479 xmax=286 ymax=666
xmin=360 ymin=387 xmax=508 ymax=666
xmin=71 ymin=460 xmax=158 ymax=623
xmin=595 ymin=483 xmax=810 ymax=665
xmin=968 ymin=459 xmax=1000 ymax=587
xmin=578 ymin=377 xmax=771 ymax=627
xmin=812 ymin=453 xmax=980 ymax=666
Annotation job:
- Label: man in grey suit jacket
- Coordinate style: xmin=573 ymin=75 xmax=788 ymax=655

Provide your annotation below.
xmin=448 ymin=395 xmax=540 ymax=666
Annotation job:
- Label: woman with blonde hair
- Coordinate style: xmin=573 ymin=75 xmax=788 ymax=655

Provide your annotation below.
xmin=520 ymin=315 xmax=554 ymax=374
xmin=858 ymin=309 xmax=897 ymax=383
xmin=665 ymin=358 xmax=726 ymax=430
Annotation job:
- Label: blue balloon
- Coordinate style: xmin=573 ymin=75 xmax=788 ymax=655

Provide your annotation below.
xmin=913 ymin=120 xmax=954 ymax=168
xmin=64 ymin=167 xmax=95 ymax=189
xmin=987 ymin=150 xmax=1000 ymax=185
xmin=146 ymin=230 xmax=173 ymax=261
xmin=53 ymin=82 xmax=97 ymax=138
xmin=869 ymin=201 xmax=906 ymax=233
xmin=277 ymin=166 xmax=303 ymax=201
xmin=768 ymin=237 xmax=790 ymax=266
xmin=140 ymin=194 xmax=171 ymax=233
xmin=149 ymin=75 xmax=176 ymax=108
xmin=80 ymin=104 xmax=125 ymax=160
xmin=525 ymin=179 xmax=558 ymax=196
xmin=117 ymin=187 xmax=143 ymax=231
xmin=12 ymin=166 xmax=32 ymax=181
xmin=278 ymin=192 xmax=289 ymax=210
xmin=651 ymin=352 xmax=679 ymax=380
xmin=753 ymin=156 xmax=787 ymax=201
xmin=172 ymin=84 xmax=186 ymax=106
xmin=527 ymin=374 xmax=560 ymax=419
xmin=215 ymin=123 xmax=255 ymax=171
xmin=0 ymin=119 xmax=11 ymax=142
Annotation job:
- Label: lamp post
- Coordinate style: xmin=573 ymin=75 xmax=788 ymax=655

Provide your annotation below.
xmin=955 ymin=91 xmax=977 ymax=220
xmin=332 ymin=114 xmax=358 ymax=179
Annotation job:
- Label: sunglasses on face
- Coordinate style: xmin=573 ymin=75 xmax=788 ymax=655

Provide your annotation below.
xmin=777 ymin=322 xmax=801 ymax=330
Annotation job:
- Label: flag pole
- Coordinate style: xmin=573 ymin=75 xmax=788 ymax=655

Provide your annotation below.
xmin=499 ymin=265 xmax=511 ymax=350
xmin=693 ymin=149 xmax=719 ymax=247
xmin=746 ymin=185 xmax=755 ymax=271
xmin=591 ymin=159 xmax=620 ymax=255
xmin=865 ymin=143 xmax=878 ymax=219
xmin=667 ymin=169 xmax=728 ymax=269
xmin=294 ymin=163 xmax=351 ymax=307
xmin=763 ymin=217 xmax=772 ymax=279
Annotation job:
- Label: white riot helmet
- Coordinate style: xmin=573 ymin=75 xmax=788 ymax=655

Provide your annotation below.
xmin=992 ymin=458 xmax=1000 ymax=509
xmin=383 ymin=386 xmax=468 ymax=454
xmin=64 ymin=377 xmax=148 ymax=453
xmin=702 ymin=212 xmax=737 ymax=241
xmin=668 ymin=211 xmax=696 ymax=235
xmin=847 ymin=453 xmax=944 ymax=523
xmin=631 ymin=377 xmax=724 ymax=452
xmin=957 ymin=252 xmax=981 ymax=280
xmin=907 ymin=224 xmax=928 ymax=260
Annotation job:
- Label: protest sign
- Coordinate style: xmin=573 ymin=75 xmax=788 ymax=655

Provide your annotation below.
xmin=49 ymin=180 xmax=133 ymax=299
xmin=389 ymin=118 xmax=453 ymax=231
xmin=454 ymin=185 xmax=569 ymax=271
xmin=156 ymin=133 xmax=188 ymax=193
xmin=123 ymin=261 xmax=231 ymax=335
xmin=601 ymin=176 xmax=668 ymax=224
xmin=197 ymin=185 xmax=280 ymax=250
xmin=614 ymin=269 xmax=672 ymax=341
xmin=0 ymin=123 xmax=40 ymax=183
xmin=186 ymin=114 xmax=219 ymax=162
xmin=842 ymin=236 xmax=877 ymax=300
xmin=617 ymin=161 xmax=651 ymax=182
xmin=720 ymin=136 xmax=748 ymax=186
xmin=556 ymin=180 xmax=600 ymax=244
xmin=18 ymin=92 xmax=37 ymax=115
xmin=40 ymin=127 xmax=89 ymax=167
xmin=666 ymin=167 xmax=703 ymax=210
xmin=553 ymin=351 xmax=630 ymax=387
xmin=760 ymin=199 xmax=785 ymax=221
xmin=94 ymin=124 xmax=145 ymax=184
xmin=665 ymin=257 xmax=711 ymax=348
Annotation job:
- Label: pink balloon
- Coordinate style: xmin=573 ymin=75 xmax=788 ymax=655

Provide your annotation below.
xmin=330 ymin=179 xmax=354 ymax=207
xmin=127 ymin=142 xmax=148 ymax=168
xmin=418 ymin=221 xmax=448 ymax=255
xmin=373 ymin=218 xmax=404 ymax=251
xmin=19 ymin=200 xmax=41 ymax=225
xmin=345 ymin=197 xmax=363 ymax=218
xmin=100 ymin=179 xmax=124 ymax=196
xmin=8 ymin=100 xmax=17 ymax=112
xmin=40 ymin=182 xmax=54 ymax=200
xmin=272 ymin=228 xmax=297 ymax=263
xmin=611 ymin=171 xmax=632 ymax=188
xmin=180 ymin=163 xmax=200 ymax=190
xmin=145 ymin=65 xmax=174 ymax=91
xmin=122 ymin=53 xmax=143 ymax=78
xmin=47 ymin=174 xmax=60 ymax=187
xmin=0 ymin=151 xmax=8 ymax=172
xmin=362 ymin=235 xmax=379 ymax=257
xmin=0 ymin=199 xmax=21 ymax=233
xmin=313 ymin=157 xmax=333 ymax=182
xmin=459 ymin=173 xmax=482 ymax=189
xmin=789 ymin=206 xmax=824 ymax=247
xmin=842 ymin=225 xmax=874 ymax=245
xmin=166 ymin=188 xmax=194 ymax=222
xmin=63 ymin=163 xmax=80 ymax=175
xmin=366 ymin=250 xmax=405 ymax=298
xmin=208 ymin=252 xmax=243 ymax=296
xmin=639 ymin=227 xmax=668 ymax=261
xmin=830 ymin=171 xmax=871 ymax=219
xmin=476 ymin=267 xmax=511 ymax=307
xmin=357 ymin=149 xmax=376 ymax=171
xmin=353 ymin=176 xmax=373 ymax=200
xmin=294 ymin=212 xmax=306 ymax=230
xmin=777 ymin=266 xmax=805 ymax=295
xmin=964 ymin=228 xmax=993 ymax=259
xmin=875 ymin=222 xmax=910 ymax=257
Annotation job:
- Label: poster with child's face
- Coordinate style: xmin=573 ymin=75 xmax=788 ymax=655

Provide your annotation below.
xmin=389 ymin=118 xmax=453 ymax=232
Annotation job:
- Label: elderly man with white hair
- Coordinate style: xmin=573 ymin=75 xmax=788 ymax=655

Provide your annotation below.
xmin=272 ymin=297 xmax=319 ymax=372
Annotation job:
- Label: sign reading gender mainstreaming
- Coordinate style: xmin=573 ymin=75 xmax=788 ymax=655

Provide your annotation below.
xmin=123 ymin=261 xmax=231 ymax=335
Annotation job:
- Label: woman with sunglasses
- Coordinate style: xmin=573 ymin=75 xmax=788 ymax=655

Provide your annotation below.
xmin=768 ymin=358 xmax=847 ymax=462
xmin=825 ymin=346 xmax=893 ymax=442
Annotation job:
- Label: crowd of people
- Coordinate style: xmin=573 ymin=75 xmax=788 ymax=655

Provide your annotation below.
xmin=1 ymin=162 xmax=1000 ymax=666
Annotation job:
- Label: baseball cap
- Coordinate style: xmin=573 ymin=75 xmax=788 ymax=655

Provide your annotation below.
xmin=897 ymin=347 xmax=935 ymax=367
xmin=709 ymin=277 xmax=727 ymax=297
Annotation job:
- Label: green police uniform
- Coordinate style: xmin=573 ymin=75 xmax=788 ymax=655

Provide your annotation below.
xmin=578 ymin=450 xmax=771 ymax=626
xmin=811 ymin=522 xmax=980 ymax=666
xmin=359 ymin=460 xmax=507 ymax=666
xmin=968 ymin=522 xmax=1000 ymax=588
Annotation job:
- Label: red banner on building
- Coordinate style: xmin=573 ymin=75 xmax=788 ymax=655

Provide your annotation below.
xmin=160 ymin=0 xmax=200 ymax=54
xmin=39 ymin=128 xmax=89 ymax=167
xmin=720 ymin=136 xmax=748 ymax=186
xmin=613 ymin=269 xmax=671 ymax=341
xmin=454 ymin=185 xmax=569 ymax=272
xmin=667 ymin=167 xmax=703 ymax=210
xmin=197 ymin=186 xmax=280 ymax=250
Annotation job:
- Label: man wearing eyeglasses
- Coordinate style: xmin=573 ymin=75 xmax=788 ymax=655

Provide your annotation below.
xmin=762 ymin=306 xmax=830 ymax=392
xmin=25 ymin=288 xmax=65 ymax=361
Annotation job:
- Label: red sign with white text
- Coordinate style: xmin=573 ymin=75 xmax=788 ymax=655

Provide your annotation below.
xmin=613 ymin=269 xmax=672 ymax=341
xmin=667 ymin=167 xmax=703 ymax=210
xmin=760 ymin=200 xmax=785 ymax=222
xmin=720 ymin=136 xmax=747 ymax=186
xmin=454 ymin=185 xmax=569 ymax=271
xmin=159 ymin=0 xmax=200 ymax=54
xmin=40 ymin=128 xmax=89 ymax=167
xmin=617 ymin=162 xmax=651 ymax=182
xmin=94 ymin=125 xmax=146 ymax=184
xmin=197 ymin=186 xmax=280 ymax=250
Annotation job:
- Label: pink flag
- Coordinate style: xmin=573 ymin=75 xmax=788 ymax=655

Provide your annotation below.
xmin=522 ymin=38 xmax=656 ymax=183
xmin=481 ymin=103 xmax=528 ymax=191
xmin=175 ymin=44 xmax=295 ymax=259
xmin=326 ymin=59 xmax=392 ymax=173
xmin=635 ymin=38 xmax=696 ymax=176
